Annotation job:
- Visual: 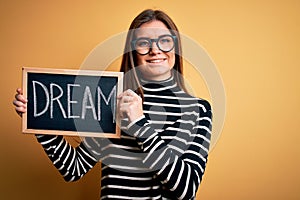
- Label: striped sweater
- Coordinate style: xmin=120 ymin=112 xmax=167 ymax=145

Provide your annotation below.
xmin=36 ymin=76 xmax=212 ymax=200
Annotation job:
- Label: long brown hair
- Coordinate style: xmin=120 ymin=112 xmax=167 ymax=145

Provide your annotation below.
xmin=120 ymin=9 xmax=186 ymax=97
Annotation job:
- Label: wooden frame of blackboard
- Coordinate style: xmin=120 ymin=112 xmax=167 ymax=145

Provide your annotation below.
xmin=22 ymin=67 xmax=123 ymax=138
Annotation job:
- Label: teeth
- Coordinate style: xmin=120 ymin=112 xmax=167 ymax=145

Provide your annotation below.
xmin=149 ymin=59 xmax=164 ymax=63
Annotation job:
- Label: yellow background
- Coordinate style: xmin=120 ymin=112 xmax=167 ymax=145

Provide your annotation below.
xmin=1 ymin=0 xmax=299 ymax=199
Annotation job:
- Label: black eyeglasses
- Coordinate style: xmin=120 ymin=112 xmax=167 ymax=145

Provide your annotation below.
xmin=131 ymin=34 xmax=177 ymax=55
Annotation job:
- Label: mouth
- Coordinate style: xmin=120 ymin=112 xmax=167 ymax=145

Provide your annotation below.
xmin=146 ymin=58 xmax=167 ymax=64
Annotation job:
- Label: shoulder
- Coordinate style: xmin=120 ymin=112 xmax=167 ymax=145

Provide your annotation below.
xmin=196 ymin=98 xmax=212 ymax=113
xmin=178 ymin=90 xmax=211 ymax=113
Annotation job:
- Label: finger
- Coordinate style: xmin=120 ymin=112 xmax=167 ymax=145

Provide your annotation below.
xmin=13 ymin=99 xmax=27 ymax=108
xmin=15 ymin=93 xmax=28 ymax=103
xmin=118 ymin=90 xmax=132 ymax=99
xmin=117 ymin=92 xmax=124 ymax=99
xmin=124 ymin=90 xmax=141 ymax=103
xmin=15 ymin=106 xmax=27 ymax=114
xmin=121 ymin=96 xmax=134 ymax=103
xmin=126 ymin=90 xmax=142 ymax=102
xmin=117 ymin=97 xmax=126 ymax=118
xmin=119 ymin=94 xmax=135 ymax=104
xmin=125 ymin=89 xmax=136 ymax=97
xmin=16 ymin=88 xmax=28 ymax=103
xmin=118 ymin=103 xmax=131 ymax=118
xmin=16 ymin=88 xmax=23 ymax=95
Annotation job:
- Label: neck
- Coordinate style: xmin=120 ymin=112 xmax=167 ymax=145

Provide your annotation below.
xmin=141 ymin=74 xmax=174 ymax=84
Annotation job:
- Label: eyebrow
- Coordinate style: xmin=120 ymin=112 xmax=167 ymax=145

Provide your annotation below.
xmin=134 ymin=33 xmax=172 ymax=39
xmin=134 ymin=29 xmax=172 ymax=38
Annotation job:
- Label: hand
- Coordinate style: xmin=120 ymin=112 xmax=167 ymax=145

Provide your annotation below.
xmin=13 ymin=88 xmax=28 ymax=117
xmin=117 ymin=89 xmax=143 ymax=123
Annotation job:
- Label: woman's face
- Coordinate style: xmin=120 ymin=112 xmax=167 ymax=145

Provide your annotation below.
xmin=134 ymin=20 xmax=175 ymax=81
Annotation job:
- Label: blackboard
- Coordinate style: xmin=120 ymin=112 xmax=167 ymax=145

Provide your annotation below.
xmin=22 ymin=67 xmax=123 ymax=138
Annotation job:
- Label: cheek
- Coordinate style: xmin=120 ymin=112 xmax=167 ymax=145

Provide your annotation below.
xmin=136 ymin=54 xmax=144 ymax=66
xmin=168 ymin=53 xmax=176 ymax=68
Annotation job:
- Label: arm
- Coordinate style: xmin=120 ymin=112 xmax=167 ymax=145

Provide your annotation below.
xmin=35 ymin=134 xmax=98 ymax=182
xmin=127 ymin=100 xmax=212 ymax=199
xmin=13 ymin=88 xmax=98 ymax=182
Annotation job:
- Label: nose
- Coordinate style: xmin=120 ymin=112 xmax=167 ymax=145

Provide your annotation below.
xmin=149 ymin=41 xmax=161 ymax=54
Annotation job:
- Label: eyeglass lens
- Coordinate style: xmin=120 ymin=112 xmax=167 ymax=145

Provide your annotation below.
xmin=134 ymin=35 xmax=175 ymax=55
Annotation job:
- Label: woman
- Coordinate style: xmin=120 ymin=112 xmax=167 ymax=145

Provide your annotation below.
xmin=13 ymin=9 xmax=212 ymax=200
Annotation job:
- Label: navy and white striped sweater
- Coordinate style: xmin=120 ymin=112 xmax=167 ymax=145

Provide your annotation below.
xmin=36 ymin=76 xmax=212 ymax=200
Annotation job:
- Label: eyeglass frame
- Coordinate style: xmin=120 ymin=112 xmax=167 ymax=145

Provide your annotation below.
xmin=131 ymin=34 xmax=177 ymax=55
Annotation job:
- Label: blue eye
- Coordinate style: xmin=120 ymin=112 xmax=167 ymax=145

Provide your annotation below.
xmin=136 ymin=40 xmax=150 ymax=47
xmin=160 ymin=38 xmax=171 ymax=43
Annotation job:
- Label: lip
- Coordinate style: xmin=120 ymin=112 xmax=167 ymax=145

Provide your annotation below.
xmin=146 ymin=58 xmax=167 ymax=64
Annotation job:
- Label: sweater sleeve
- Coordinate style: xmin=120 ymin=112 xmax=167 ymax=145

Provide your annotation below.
xmin=127 ymin=100 xmax=212 ymax=200
xmin=35 ymin=134 xmax=98 ymax=182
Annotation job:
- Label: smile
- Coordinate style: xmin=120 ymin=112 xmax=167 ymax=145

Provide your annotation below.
xmin=146 ymin=58 xmax=167 ymax=63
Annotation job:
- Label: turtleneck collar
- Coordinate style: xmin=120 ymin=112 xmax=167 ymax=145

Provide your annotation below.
xmin=140 ymin=76 xmax=179 ymax=92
